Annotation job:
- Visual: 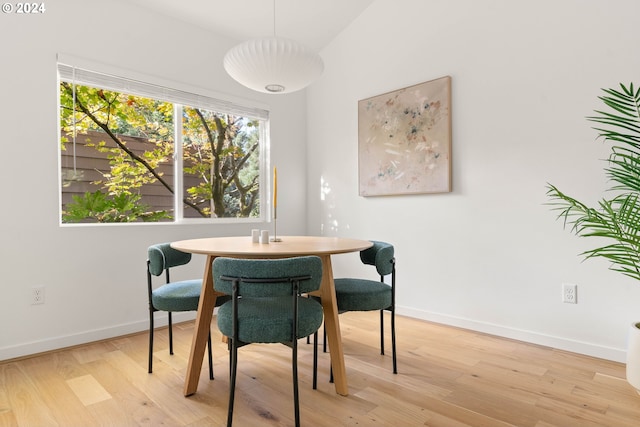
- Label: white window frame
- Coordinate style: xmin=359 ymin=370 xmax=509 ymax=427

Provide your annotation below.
xmin=57 ymin=54 xmax=271 ymax=225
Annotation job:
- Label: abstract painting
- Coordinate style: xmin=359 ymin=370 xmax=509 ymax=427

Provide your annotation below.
xmin=358 ymin=76 xmax=452 ymax=196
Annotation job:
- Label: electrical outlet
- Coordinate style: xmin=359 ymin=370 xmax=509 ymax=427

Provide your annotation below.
xmin=562 ymin=283 xmax=577 ymax=304
xmin=32 ymin=286 xmax=45 ymax=305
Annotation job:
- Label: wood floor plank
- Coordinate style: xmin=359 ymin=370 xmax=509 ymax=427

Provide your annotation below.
xmin=420 ymin=391 xmax=519 ymax=427
xmin=20 ymin=356 xmax=99 ymax=426
xmin=456 ymin=360 xmax=575 ymax=405
xmin=89 ymin=358 xmax=178 ymax=427
xmin=1 ymin=362 xmax=59 ymax=426
xmin=102 ymin=349 xmax=216 ymax=425
xmin=0 ymin=363 xmax=16 ymax=427
xmin=66 ymin=374 xmax=112 ymax=406
xmin=354 ymin=386 xmax=431 ymax=425
xmin=533 ymin=396 xmax=618 ymax=427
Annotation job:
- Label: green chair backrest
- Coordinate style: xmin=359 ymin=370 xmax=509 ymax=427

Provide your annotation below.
xmin=213 ymin=256 xmax=323 ymax=297
xmin=360 ymin=241 xmax=395 ymax=276
xmin=148 ymin=243 xmax=192 ymax=276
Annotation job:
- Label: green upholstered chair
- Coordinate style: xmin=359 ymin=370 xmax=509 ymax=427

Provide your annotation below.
xmin=213 ymin=256 xmax=324 ymax=427
xmin=147 ymin=243 xmax=229 ymax=378
xmin=321 ymin=241 xmax=397 ymax=376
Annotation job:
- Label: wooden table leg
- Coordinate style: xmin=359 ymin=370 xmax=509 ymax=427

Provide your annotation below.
xmin=319 ymin=255 xmax=349 ymax=396
xmin=184 ymin=255 xmax=217 ymax=396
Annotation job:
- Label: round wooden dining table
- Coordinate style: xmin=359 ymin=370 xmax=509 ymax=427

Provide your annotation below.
xmin=171 ymin=235 xmax=373 ymax=397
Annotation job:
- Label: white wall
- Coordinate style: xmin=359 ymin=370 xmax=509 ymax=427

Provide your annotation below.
xmin=0 ymin=0 xmax=308 ymax=360
xmin=307 ymin=0 xmax=640 ymax=362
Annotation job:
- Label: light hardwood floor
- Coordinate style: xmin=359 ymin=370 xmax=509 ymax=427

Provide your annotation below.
xmin=2 ymin=312 xmax=640 ymax=426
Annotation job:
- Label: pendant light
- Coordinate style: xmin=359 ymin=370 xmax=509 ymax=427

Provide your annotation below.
xmin=223 ymin=0 xmax=324 ymax=94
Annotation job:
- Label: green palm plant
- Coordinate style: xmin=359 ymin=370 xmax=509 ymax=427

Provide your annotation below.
xmin=547 ymin=83 xmax=640 ymax=281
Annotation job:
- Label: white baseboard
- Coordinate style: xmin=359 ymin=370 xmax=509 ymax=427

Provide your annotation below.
xmin=3 ymin=308 xmax=627 ymax=364
xmin=397 ymin=306 xmax=627 ymax=363
xmin=0 ymin=312 xmax=196 ymax=362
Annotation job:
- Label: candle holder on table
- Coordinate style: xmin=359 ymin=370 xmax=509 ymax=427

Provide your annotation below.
xmin=271 ymin=205 xmax=282 ymax=242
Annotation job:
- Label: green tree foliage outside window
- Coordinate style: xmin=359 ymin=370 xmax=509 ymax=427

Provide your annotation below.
xmin=59 ymin=82 xmax=262 ymax=223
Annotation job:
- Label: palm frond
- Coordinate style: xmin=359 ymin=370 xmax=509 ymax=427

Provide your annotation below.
xmin=547 ymin=83 xmax=640 ymax=282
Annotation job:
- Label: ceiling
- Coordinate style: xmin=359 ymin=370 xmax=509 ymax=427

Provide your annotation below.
xmin=129 ymin=0 xmax=374 ymax=51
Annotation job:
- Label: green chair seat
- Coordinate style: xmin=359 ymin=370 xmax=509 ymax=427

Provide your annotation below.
xmin=217 ymin=296 xmax=323 ymax=343
xmin=151 ymin=279 xmax=202 ymax=312
xmin=334 ymin=278 xmax=392 ymax=312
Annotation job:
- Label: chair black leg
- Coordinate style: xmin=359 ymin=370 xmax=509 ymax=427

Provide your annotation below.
xmin=148 ymin=311 xmax=154 ymax=373
xmin=227 ymin=338 xmax=238 ymax=427
xmin=391 ymin=308 xmax=397 ymax=374
xmin=312 ymin=330 xmax=318 ymax=390
xmin=380 ymin=309 xmax=385 ymax=356
xmin=207 ymin=331 xmax=214 ymax=380
xmin=292 ymin=337 xmax=300 ymax=427
xmin=168 ymin=312 xmax=174 ymax=355
xmin=228 ymin=339 xmax=232 ymax=378
xmin=323 ymin=324 xmax=327 ymax=353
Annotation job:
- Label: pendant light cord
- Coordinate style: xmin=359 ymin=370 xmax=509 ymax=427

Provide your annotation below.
xmin=272 ymin=0 xmax=276 ymax=37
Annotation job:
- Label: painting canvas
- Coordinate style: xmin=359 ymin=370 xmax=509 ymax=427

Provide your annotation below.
xmin=358 ymin=76 xmax=452 ymax=196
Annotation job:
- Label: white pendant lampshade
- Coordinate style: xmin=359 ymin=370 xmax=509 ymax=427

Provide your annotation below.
xmin=223 ymin=37 xmax=324 ymax=94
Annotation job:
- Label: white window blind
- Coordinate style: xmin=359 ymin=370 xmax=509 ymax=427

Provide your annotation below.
xmin=57 ymin=63 xmax=269 ymax=120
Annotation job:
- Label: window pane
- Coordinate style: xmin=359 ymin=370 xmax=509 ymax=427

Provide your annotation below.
xmin=182 ymin=107 xmax=261 ymax=218
xmin=59 ymin=82 xmax=175 ymax=223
